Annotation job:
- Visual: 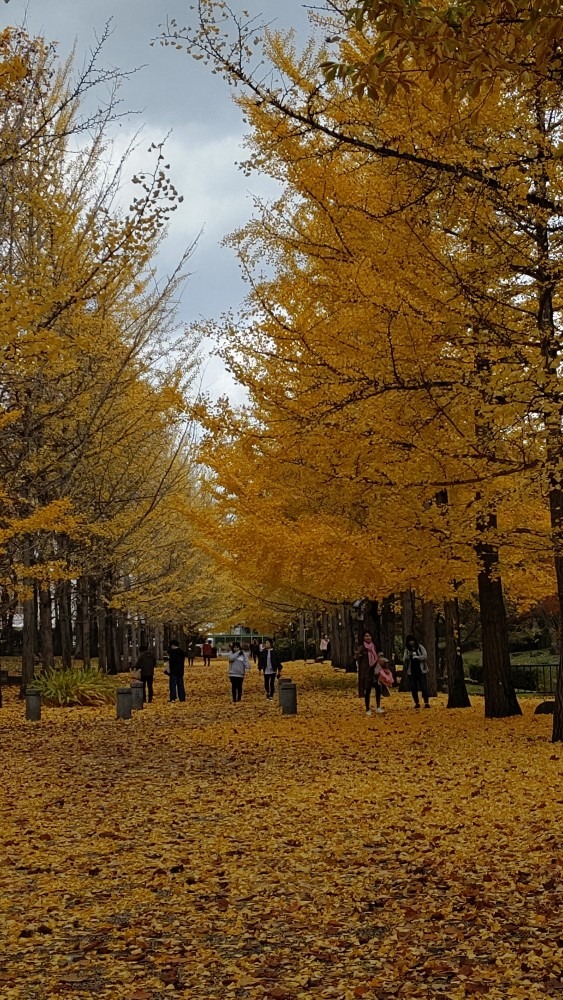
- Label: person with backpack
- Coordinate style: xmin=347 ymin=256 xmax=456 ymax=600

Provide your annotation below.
xmin=258 ymin=640 xmax=282 ymax=700
xmin=355 ymin=630 xmax=384 ymax=716
xmin=227 ymin=641 xmax=250 ymax=703
xmin=403 ymin=634 xmax=430 ymax=709
xmin=134 ymin=644 xmax=157 ymax=704
xmin=165 ymin=639 xmax=186 ymax=703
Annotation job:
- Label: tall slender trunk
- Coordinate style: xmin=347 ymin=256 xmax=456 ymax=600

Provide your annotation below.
xmin=97 ymin=580 xmax=107 ymax=672
xmin=39 ymin=583 xmax=54 ymax=670
xmin=444 ymin=598 xmax=471 ymax=708
xmin=476 ymin=514 xmax=521 ymax=718
xmin=422 ymin=600 xmax=437 ymax=698
xmin=21 ymin=538 xmax=35 ymax=695
xmin=121 ymin=614 xmax=129 ymax=671
xmin=399 ymin=590 xmax=416 ymax=691
xmin=79 ymin=577 xmax=91 ymax=669
xmin=57 ymin=580 xmax=72 ymax=669
xmin=381 ymin=595 xmax=396 ymax=666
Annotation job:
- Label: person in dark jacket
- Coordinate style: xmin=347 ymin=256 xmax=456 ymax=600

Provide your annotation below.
xmin=166 ymin=639 xmax=186 ymax=702
xmin=355 ymin=630 xmax=384 ymax=716
xmin=186 ymin=642 xmax=195 ymax=667
xmin=135 ymin=644 xmax=157 ymax=703
xmin=258 ymin=640 xmax=282 ymax=700
xmin=250 ymin=639 xmax=260 ymax=664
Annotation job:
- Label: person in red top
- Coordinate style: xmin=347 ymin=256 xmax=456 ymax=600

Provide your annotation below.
xmin=202 ymin=640 xmax=213 ymax=667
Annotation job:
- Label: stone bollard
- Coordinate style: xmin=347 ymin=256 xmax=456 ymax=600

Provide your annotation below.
xmin=116 ymin=686 xmax=132 ymax=720
xmin=278 ymin=677 xmax=292 ymax=705
xmin=280 ymin=682 xmax=297 ymax=715
xmin=130 ymin=680 xmax=144 ymax=711
xmin=25 ymin=688 xmax=41 ymax=722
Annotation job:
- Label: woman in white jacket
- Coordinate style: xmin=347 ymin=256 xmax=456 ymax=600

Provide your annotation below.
xmin=403 ymin=634 xmax=430 ymax=709
xmin=227 ymin=642 xmax=250 ymax=703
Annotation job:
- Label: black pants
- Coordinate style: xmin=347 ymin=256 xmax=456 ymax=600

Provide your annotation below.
xmin=230 ymin=677 xmax=244 ymax=702
xmin=264 ymin=672 xmax=276 ymax=698
xmin=142 ymin=676 xmax=154 ymax=703
xmin=411 ymin=663 xmax=429 ymax=706
xmin=365 ymin=680 xmax=381 ymax=711
xmin=203 ymin=656 xmax=211 ymax=667
xmin=169 ymin=673 xmax=186 ymax=702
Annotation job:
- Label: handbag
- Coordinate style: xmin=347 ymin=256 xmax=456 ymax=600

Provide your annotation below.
xmin=131 ymin=668 xmax=142 ymax=681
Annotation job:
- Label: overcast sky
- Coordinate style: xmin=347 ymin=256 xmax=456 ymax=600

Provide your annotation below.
xmin=2 ymin=0 xmax=312 ymax=396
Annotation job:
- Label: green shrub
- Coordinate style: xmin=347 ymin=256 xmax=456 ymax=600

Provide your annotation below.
xmin=273 ymin=638 xmax=293 ymax=662
xmin=34 ymin=666 xmax=117 ymax=707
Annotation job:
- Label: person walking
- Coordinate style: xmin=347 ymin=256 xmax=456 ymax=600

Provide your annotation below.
xmin=166 ymin=639 xmax=186 ymax=703
xmin=134 ymin=644 xmax=157 ymax=703
xmin=258 ymin=640 xmax=282 ymax=700
xmin=250 ymin=639 xmax=260 ymax=664
xmin=202 ymin=639 xmax=213 ymax=667
xmin=355 ymin=630 xmax=384 ymax=716
xmin=227 ymin=641 xmax=250 ymax=703
xmin=403 ymin=634 xmax=430 ymax=709
xmin=186 ymin=641 xmax=195 ymax=667
xmin=319 ymin=633 xmax=330 ymax=661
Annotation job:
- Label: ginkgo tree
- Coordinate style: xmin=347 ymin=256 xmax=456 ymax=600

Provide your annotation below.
xmin=165 ymin=0 xmax=563 ymax=730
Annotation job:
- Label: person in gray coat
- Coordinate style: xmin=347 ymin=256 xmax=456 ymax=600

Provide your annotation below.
xmin=227 ymin=642 xmax=250 ymax=703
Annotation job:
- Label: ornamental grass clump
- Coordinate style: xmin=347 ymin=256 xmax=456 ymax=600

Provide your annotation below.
xmin=34 ymin=666 xmax=117 ymax=707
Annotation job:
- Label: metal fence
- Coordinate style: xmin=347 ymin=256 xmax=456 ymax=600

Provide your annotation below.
xmin=468 ymin=662 xmax=558 ymax=695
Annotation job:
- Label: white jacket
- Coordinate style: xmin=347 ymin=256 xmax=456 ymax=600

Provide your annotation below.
xmin=403 ymin=643 xmax=428 ymax=675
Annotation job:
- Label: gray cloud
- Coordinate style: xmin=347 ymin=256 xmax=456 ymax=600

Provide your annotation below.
xmin=2 ymin=0 xmax=312 ymax=395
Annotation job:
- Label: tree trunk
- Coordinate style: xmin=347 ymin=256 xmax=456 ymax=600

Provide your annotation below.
xmin=476 ymin=518 xmax=521 ymax=718
xmin=57 ymin=580 xmax=72 ymax=669
xmin=131 ymin=619 xmax=139 ymax=667
xmin=80 ymin=577 xmax=91 ymax=669
xmin=363 ymin=600 xmax=381 ymax=646
xmin=381 ymin=595 xmax=395 ymax=665
xmin=97 ymin=580 xmax=107 ymax=672
xmin=21 ymin=538 xmax=35 ymax=695
xmin=422 ymin=600 xmax=437 ymax=698
xmin=121 ymin=614 xmax=129 ymax=671
xmin=444 ymin=598 xmax=471 ymax=708
xmin=399 ymin=590 xmax=416 ymax=690
xmin=39 ymin=584 xmax=54 ymax=670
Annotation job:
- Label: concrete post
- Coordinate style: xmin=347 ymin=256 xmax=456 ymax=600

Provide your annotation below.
xmin=280 ymin=682 xmax=297 ymax=715
xmin=130 ymin=680 xmax=144 ymax=711
xmin=25 ymin=689 xmax=41 ymax=721
xmin=278 ymin=677 xmax=292 ymax=704
xmin=116 ymin=686 xmax=132 ymax=720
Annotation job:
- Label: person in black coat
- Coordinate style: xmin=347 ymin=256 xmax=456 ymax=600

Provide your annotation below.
xmin=258 ymin=640 xmax=282 ymax=700
xmin=135 ymin=645 xmax=156 ymax=703
xmin=166 ymin=639 xmax=186 ymax=703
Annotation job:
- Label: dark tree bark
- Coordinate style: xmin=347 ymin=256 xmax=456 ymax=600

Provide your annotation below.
xmin=476 ymin=516 xmax=521 ymax=718
xmin=380 ymin=594 xmax=395 ymax=665
xmin=57 ymin=580 xmax=72 ymax=669
xmin=444 ymin=598 xmax=471 ymax=709
xmin=97 ymin=580 xmax=107 ymax=672
xmin=422 ymin=600 xmax=437 ymax=698
xmin=363 ymin=600 xmax=381 ymax=646
xmin=21 ymin=538 xmax=35 ymax=695
xmin=39 ymin=584 xmax=54 ymax=670
xmin=80 ymin=576 xmax=91 ymax=669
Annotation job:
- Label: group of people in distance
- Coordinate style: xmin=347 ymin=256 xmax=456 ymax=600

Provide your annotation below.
xmin=132 ymin=637 xmax=284 ymax=705
xmin=134 ymin=631 xmax=431 ymax=713
xmin=227 ymin=640 xmax=282 ymax=703
xmin=356 ymin=630 xmax=430 ymax=715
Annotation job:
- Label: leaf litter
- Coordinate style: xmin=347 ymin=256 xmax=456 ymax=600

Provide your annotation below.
xmin=0 ymin=662 xmax=562 ymax=999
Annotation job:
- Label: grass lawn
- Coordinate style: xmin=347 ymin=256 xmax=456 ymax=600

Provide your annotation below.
xmin=1 ymin=661 xmax=562 ymax=999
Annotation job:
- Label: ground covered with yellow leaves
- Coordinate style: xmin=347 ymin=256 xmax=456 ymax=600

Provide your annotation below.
xmin=1 ymin=662 xmax=562 ymax=1000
